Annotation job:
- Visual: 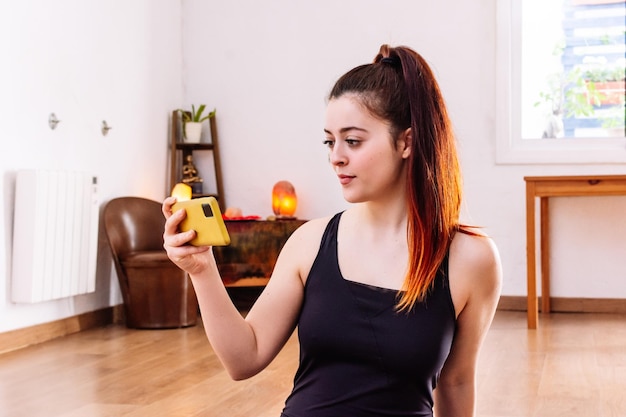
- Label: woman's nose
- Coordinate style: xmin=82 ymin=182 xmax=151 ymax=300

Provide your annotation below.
xmin=328 ymin=145 xmax=347 ymax=166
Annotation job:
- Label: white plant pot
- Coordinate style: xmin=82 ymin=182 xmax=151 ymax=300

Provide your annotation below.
xmin=184 ymin=122 xmax=202 ymax=143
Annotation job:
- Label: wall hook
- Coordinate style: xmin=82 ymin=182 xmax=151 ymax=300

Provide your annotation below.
xmin=48 ymin=113 xmax=61 ymax=130
xmin=101 ymin=120 xmax=112 ymax=136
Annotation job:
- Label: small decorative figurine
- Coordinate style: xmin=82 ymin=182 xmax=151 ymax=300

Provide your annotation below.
xmin=181 ymin=155 xmax=203 ymax=194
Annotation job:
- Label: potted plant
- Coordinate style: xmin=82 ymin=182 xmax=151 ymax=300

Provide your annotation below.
xmin=177 ymin=104 xmax=216 ymax=143
xmin=534 ymin=66 xmax=615 ymax=138
xmin=583 ymin=61 xmax=626 ymax=106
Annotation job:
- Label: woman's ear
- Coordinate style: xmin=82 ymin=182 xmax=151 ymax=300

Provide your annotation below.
xmin=399 ymin=127 xmax=412 ymax=159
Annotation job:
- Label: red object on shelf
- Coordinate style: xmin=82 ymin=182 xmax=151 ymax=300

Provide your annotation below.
xmin=222 ymin=215 xmax=262 ymax=221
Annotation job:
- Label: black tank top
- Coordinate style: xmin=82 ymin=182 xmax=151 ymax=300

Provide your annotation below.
xmin=280 ymin=212 xmax=456 ymax=417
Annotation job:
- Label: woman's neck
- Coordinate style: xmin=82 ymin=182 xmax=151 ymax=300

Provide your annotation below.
xmin=350 ymin=198 xmax=408 ymax=235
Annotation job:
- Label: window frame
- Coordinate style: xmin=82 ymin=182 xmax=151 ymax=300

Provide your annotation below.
xmin=495 ymin=0 xmax=626 ymax=165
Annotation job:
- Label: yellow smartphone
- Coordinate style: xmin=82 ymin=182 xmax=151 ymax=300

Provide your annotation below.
xmin=171 ymin=196 xmax=231 ymax=246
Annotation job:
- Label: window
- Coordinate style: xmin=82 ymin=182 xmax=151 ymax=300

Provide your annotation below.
xmin=496 ymin=0 xmax=626 ymax=164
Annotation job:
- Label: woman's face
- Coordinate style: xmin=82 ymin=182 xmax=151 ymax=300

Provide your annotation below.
xmin=324 ymin=94 xmax=410 ymax=204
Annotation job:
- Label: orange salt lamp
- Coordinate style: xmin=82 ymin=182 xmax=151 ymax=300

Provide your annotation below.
xmin=272 ymin=180 xmax=297 ymax=218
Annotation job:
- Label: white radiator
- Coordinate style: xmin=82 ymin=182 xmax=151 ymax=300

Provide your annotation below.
xmin=11 ymin=170 xmax=99 ymax=303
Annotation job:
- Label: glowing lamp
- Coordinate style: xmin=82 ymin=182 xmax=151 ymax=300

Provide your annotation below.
xmin=171 ymin=183 xmax=192 ymax=201
xmin=272 ymin=180 xmax=297 ymax=218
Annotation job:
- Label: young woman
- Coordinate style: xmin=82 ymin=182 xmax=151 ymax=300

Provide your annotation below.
xmin=162 ymin=44 xmax=502 ymax=417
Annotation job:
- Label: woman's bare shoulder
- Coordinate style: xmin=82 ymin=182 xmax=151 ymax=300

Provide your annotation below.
xmin=283 ymin=215 xmax=335 ymax=252
xmin=291 ymin=215 xmax=334 ymax=235
xmin=449 ymin=229 xmax=502 ymax=309
xmin=451 ymin=228 xmax=500 ymax=269
xmin=276 ymin=215 xmax=337 ymax=282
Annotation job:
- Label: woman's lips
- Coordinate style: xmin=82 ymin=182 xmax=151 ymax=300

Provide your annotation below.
xmin=338 ymin=174 xmax=354 ymax=185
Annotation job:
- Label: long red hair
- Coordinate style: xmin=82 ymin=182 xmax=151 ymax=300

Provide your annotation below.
xmin=329 ymin=45 xmax=463 ymax=311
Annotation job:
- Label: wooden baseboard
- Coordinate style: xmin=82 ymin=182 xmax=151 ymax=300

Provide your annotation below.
xmin=0 ymin=305 xmax=124 ymax=355
xmin=498 ymin=296 xmax=626 ymax=314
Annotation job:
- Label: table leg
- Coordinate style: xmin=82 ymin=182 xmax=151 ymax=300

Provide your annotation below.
xmin=526 ymin=183 xmax=538 ymax=329
xmin=540 ymin=197 xmax=551 ymax=314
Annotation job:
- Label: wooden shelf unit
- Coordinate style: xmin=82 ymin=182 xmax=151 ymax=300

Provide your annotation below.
xmin=169 ymin=110 xmax=225 ymax=210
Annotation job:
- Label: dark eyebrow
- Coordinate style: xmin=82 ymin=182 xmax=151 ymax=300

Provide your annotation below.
xmin=323 ymin=126 xmax=369 ymax=135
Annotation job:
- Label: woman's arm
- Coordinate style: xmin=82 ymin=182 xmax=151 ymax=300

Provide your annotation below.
xmin=434 ymin=232 xmax=502 ymax=417
xmin=162 ymin=197 xmax=321 ymax=380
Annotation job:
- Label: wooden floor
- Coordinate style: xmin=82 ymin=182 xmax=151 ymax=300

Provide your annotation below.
xmin=0 ymin=309 xmax=625 ymax=417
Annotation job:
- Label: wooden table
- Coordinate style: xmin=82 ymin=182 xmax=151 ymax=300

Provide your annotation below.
xmin=524 ymin=175 xmax=626 ymax=329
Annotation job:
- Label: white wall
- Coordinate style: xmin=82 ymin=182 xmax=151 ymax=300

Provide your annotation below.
xmin=182 ymin=0 xmax=626 ymax=299
xmin=0 ymin=0 xmax=183 ymax=332
xmin=1 ymin=0 xmax=624 ymax=333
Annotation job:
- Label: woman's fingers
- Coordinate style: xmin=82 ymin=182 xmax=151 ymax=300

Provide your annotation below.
xmin=162 ymin=196 xmax=177 ymax=219
xmin=162 ymin=196 xmax=212 ymax=274
xmin=164 ymin=207 xmax=185 ymax=236
xmin=162 ymin=200 xmax=195 ymax=250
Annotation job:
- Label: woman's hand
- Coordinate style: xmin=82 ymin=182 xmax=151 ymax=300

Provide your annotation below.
xmin=162 ymin=196 xmax=212 ymax=275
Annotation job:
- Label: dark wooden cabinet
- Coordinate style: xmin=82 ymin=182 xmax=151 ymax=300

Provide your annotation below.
xmin=169 ymin=110 xmax=226 ymax=210
xmin=213 ymin=219 xmax=307 ymax=287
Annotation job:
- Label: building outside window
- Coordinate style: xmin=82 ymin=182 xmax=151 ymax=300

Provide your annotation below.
xmin=523 ymin=0 xmax=625 ymax=139
xmin=497 ymin=0 xmax=625 ymax=164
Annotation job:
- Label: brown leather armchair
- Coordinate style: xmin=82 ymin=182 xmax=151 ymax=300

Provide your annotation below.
xmin=103 ymin=197 xmax=198 ymax=329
